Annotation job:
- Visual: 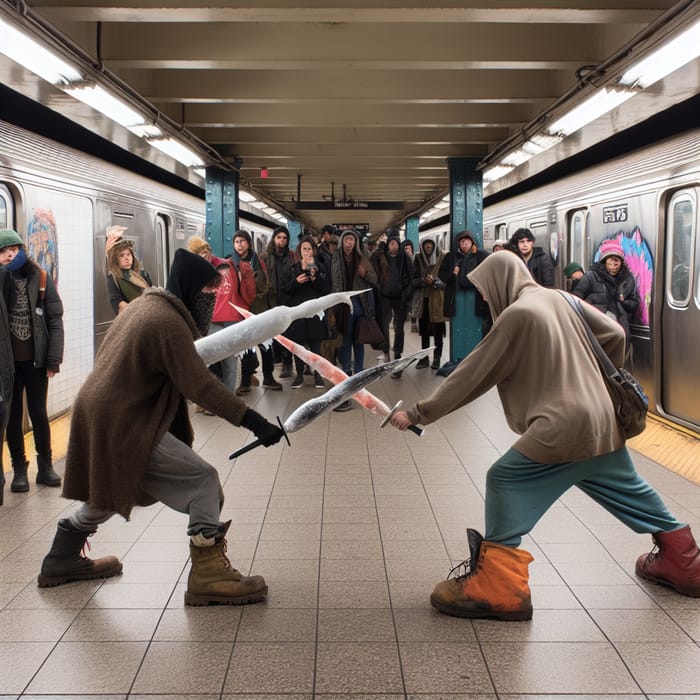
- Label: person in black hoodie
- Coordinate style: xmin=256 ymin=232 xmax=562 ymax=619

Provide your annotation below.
xmin=509 ymin=228 xmax=555 ymax=288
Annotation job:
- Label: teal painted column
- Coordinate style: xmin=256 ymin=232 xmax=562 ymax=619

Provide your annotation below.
xmin=447 ymin=157 xmax=483 ymax=361
xmin=288 ymin=220 xmax=302 ymax=241
xmin=405 ymin=215 xmax=419 ymax=251
xmin=205 ymin=167 xmax=239 ymax=258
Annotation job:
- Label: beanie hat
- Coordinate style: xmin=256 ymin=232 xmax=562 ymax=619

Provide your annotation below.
xmin=510 ymin=228 xmax=535 ymax=244
xmin=456 ymin=230 xmax=476 ymax=245
xmin=187 ymin=236 xmax=211 ymax=256
xmin=564 ymin=262 xmax=583 ymax=278
xmin=0 ymin=229 xmax=23 ymax=250
xmin=233 ymin=229 xmax=252 ymax=246
xmin=492 ymin=238 xmax=508 ymax=251
xmin=386 ymin=228 xmax=401 ymax=244
xmin=598 ymin=239 xmax=625 ymax=263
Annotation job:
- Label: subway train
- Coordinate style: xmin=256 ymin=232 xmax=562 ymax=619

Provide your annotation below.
xmin=0 ymin=118 xmax=277 ymax=420
xmin=419 ymin=128 xmax=700 ymax=434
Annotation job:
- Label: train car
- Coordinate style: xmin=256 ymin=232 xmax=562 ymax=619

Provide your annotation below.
xmin=0 ymin=118 xmax=279 ymax=421
xmin=479 ymin=129 xmax=700 ymax=434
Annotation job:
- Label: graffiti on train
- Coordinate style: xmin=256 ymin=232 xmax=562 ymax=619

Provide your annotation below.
xmin=593 ymin=227 xmax=652 ymax=326
xmin=27 ymin=208 xmax=59 ymax=284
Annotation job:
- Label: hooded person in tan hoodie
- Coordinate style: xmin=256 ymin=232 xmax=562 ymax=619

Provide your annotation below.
xmin=391 ymin=251 xmax=700 ymax=619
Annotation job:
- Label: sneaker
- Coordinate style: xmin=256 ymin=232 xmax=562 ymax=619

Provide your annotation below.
xmin=291 ymin=374 xmax=304 ymax=389
xmin=333 ymin=400 xmax=352 ymax=412
xmin=313 ymin=372 xmax=325 ymax=389
xmin=415 ymin=357 xmax=429 ymax=369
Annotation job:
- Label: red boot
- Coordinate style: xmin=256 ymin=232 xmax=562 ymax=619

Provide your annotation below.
xmin=636 ymin=525 xmax=700 ymax=597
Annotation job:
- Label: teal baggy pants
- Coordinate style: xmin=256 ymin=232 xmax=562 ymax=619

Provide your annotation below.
xmin=485 ymin=447 xmax=681 ymax=547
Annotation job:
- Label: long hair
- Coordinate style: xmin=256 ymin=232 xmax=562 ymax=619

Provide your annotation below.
xmin=106 ymin=241 xmax=149 ymax=288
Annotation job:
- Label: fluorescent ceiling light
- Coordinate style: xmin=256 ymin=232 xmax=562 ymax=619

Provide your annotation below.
xmin=148 ymin=137 xmax=205 ymax=167
xmin=482 ymin=164 xmax=514 ymax=183
xmin=128 ymin=124 xmax=162 ymax=138
xmin=502 ymin=149 xmax=531 ymax=167
xmin=65 ymin=84 xmax=144 ymax=127
xmin=0 ymin=17 xmax=82 ymax=84
xmin=547 ymin=88 xmax=634 ymax=136
xmin=620 ymin=19 xmax=700 ymax=88
xmin=239 ymin=191 xmax=256 ymax=203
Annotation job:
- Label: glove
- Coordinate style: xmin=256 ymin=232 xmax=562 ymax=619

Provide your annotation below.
xmin=240 ymin=409 xmax=285 ymax=447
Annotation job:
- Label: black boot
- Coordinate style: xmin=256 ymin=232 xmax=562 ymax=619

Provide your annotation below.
xmin=36 ymin=455 xmax=61 ymax=487
xmin=38 ymin=519 xmax=123 ymax=587
xmin=10 ymin=459 xmax=30 ymax=493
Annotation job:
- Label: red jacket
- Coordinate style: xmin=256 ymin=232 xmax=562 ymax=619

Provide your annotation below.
xmin=212 ymin=256 xmax=256 ymax=323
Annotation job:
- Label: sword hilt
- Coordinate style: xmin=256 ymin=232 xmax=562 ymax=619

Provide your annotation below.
xmin=380 ymin=400 xmax=424 ymax=437
xmin=229 ymin=416 xmax=290 ymax=459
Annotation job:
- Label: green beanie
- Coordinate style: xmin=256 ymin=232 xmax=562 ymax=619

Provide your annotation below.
xmin=564 ymin=262 xmax=583 ymax=278
xmin=0 ymin=229 xmax=23 ymax=250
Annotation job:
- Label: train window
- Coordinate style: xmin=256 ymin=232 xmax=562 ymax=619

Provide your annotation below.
xmin=666 ymin=192 xmax=696 ymax=307
xmin=0 ymin=184 xmax=13 ymax=229
xmin=568 ymin=210 xmax=587 ymax=269
xmin=496 ymin=223 xmax=507 ymax=239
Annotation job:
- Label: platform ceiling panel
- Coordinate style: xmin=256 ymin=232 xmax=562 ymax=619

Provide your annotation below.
xmin=12 ymin=0 xmax=690 ymax=231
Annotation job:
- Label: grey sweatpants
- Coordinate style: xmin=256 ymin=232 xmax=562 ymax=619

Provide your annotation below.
xmin=68 ymin=431 xmax=225 ymax=539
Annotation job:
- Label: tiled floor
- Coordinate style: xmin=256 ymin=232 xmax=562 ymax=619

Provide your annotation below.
xmin=1 ymin=334 xmax=700 ymax=698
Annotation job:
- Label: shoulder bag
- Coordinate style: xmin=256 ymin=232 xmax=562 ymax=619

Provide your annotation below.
xmin=560 ymin=292 xmax=648 ymax=439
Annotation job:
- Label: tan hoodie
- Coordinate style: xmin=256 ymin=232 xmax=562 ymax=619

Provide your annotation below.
xmin=408 ymin=251 xmax=626 ymax=463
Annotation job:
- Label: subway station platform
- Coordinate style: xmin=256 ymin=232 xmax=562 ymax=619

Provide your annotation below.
xmin=1 ymin=331 xmax=700 ymax=698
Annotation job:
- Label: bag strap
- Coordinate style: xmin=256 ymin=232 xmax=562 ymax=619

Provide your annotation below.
xmin=558 ymin=291 xmax=620 ymax=380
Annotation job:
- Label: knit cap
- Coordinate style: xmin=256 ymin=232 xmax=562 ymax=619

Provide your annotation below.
xmin=598 ymin=239 xmax=625 ymax=262
xmin=233 ymin=229 xmax=252 ymax=246
xmin=0 ymin=229 xmax=23 ymax=250
xmin=564 ymin=262 xmax=583 ymax=278
xmin=456 ymin=230 xmax=476 ymax=245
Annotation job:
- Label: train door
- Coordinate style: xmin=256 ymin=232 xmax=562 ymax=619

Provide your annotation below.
xmin=154 ymin=214 xmax=171 ymax=286
xmin=567 ymin=209 xmax=588 ymax=269
xmin=0 ymin=184 xmax=14 ymax=228
xmin=661 ymin=189 xmax=700 ymax=429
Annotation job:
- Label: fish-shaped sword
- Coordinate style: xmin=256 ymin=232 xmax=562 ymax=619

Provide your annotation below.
xmin=229 ymin=350 xmax=428 ymax=459
xmin=194 ymin=290 xmax=366 ymax=366
xmin=232 ymin=305 xmax=426 ymax=436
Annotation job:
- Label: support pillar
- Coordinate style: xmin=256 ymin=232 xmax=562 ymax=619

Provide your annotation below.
xmin=205 ymin=167 xmax=239 ymax=258
xmin=288 ymin=220 xmax=302 ymax=241
xmin=447 ymin=157 xmax=483 ymax=361
xmin=405 ymin=215 xmax=419 ymax=252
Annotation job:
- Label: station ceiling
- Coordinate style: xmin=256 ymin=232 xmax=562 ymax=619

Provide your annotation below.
xmin=2 ymin=0 xmax=700 ymax=233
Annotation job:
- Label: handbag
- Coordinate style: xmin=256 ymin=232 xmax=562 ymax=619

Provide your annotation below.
xmin=355 ymin=316 xmax=385 ymax=348
xmin=560 ymin=292 xmax=648 ymax=438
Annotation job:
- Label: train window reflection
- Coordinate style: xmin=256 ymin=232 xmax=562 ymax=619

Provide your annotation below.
xmin=569 ymin=209 xmax=587 ymax=270
xmin=667 ymin=192 xmax=695 ymax=306
xmin=0 ymin=184 xmax=12 ymax=229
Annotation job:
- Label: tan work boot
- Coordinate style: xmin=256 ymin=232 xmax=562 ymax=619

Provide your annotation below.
xmin=38 ymin=519 xmax=123 ymax=587
xmin=430 ymin=529 xmax=534 ymax=620
xmin=185 ymin=521 xmax=268 ymax=606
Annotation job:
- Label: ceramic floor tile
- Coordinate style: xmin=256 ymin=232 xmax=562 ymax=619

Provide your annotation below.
xmin=569 ymin=584 xmax=660 ymax=609
xmin=263 ymin=580 xmax=319 ymax=609
xmin=87 ymin=581 xmax=177 ymax=608
xmin=0 ymin=641 xmax=56 ymax=694
xmin=153 ymin=607 xmax=242 ymax=641
xmin=480 ymin=642 xmax=639 ymax=694
xmin=223 ymin=642 xmax=315 ymax=693
xmin=315 ymin=642 xmax=403 ymax=694
xmin=589 ymin=608 xmax=692 ymax=642
xmin=393 ymin=607 xmax=477 ymax=642
xmin=0 ymin=607 xmax=78 ymax=641
xmin=614 ymin=642 xmax=700 ymax=694
xmin=399 ymin=642 xmax=494 ymax=694
xmin=236 ymin=607 xmax=317 ymax=642
xmin=474 ymin=609 xmax=606 ymax=642
xmin=317 ymin=608 xmax=396 ymax=642
xmin=319 ymin=580 xmax=391 ymax=608
xmin=319 ymin=558 xmax=387 ymax=582
xmin=132 ymin=641 xmax=233 ymax=694
xmin=63 ymin=608 xmax=162 ymax=641
xmin=26 ymin=641 xmax=149 ymax=694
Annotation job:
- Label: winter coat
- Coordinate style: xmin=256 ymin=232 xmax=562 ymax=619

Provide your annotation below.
xmin=412 ymin=241 xmax=449 ymax=323
xmin=572 ymin=262 xmax=639 ymax=340
xmin=407 ymin=251 xmax=626 ymax=464
xmin=260 ymin=242 xmax=296 ymax=307
xmin=525 ymin=246 xmax=555 ymax=287
xmin=443 ymin=246 xmax=490 ymax=318
xmin=9 ymin=260 xmax=64 ymax=371
xmin=62 ymin=288 xmax=250 ymax=518
xmin=0 ymin=268 xmax=14 ymax=421
xmin=330 ymin=230 xmax=378 ymax=321
xmin=372 ymin=247 xmax=412 ymax=303
xmin=211 ymin=257 xmax=256 ymax=323
xmin=107 ymin=268 xmax=153 ymax=315
xmin=284 ymin=260 xmax=332 ymax=342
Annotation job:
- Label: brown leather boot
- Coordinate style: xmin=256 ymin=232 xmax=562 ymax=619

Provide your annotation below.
xmin=636 ymin=525 xmax=700 ymax=597
xmin=185 ymin=521 xmax=267 ymax=606
xmin=430 ymin=529 xmax=534 ymax=620
xmin=38 ymin=519 xmax=123 ymax=587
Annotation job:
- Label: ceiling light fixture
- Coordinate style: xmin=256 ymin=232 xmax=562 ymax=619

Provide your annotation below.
xmin=547 ymin=87 xmax=634 ymax=137
xmin=64 ymin=83 xmax=145 ymax=128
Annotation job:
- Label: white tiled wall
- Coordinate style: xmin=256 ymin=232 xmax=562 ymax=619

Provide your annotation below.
xmin=24 ymin=185 xmax=94 ymax=418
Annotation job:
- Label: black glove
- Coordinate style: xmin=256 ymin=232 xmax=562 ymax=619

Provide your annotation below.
xmin=240 ymin=409 xmax=285 ymax=447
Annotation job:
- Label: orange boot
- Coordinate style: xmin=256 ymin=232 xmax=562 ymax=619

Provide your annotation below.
xmin=636 ymin=525 xmax=700 ymax=597
xmin=430 ymin=529 xmax=534 ymax=620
